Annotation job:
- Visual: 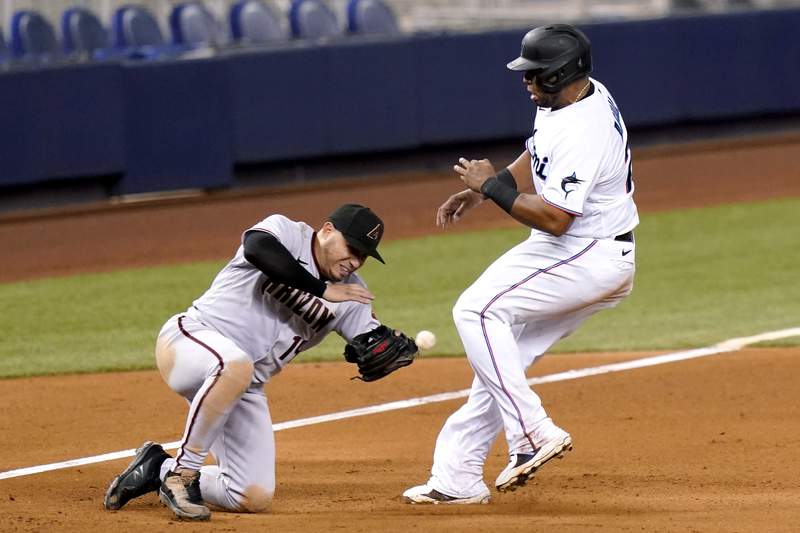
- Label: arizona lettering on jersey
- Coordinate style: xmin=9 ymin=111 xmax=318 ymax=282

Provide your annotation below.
xmin=260 ymin=278 xmax=336 ymax=333
xmin=525 ymin=78 xmax=639 ymax=239
xmin=189 ymin=214 xmax=379 ymax=383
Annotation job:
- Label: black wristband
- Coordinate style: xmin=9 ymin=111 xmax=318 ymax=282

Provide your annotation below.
xmin=495 ymin=168 xmax=517 ymax=191
xmin=481 ymin=177 xmax=520 ymax=214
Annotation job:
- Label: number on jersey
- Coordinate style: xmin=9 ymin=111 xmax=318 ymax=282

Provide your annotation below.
xmin=607 ymin=96 xmax=634 ymax=193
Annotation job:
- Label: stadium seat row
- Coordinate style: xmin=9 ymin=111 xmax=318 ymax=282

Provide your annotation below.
xmin=1 ymin=0 xmax=399 ymax=65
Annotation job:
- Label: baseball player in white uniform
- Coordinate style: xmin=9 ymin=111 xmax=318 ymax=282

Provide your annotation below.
xmin=104 ymin=204 xmax=416 ymax=520
xmin=404 ymin=24 xmax=639 ymax=504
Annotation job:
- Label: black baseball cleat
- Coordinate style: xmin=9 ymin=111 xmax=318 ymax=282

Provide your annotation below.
xmin=104 ymin=441 xmax=170 ymax=510
xmin=159 ymin=468 xmax=211 ymax=521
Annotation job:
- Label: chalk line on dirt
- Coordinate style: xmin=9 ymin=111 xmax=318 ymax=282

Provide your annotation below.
xmin=1 ymin=327 xmax=798 ymax=481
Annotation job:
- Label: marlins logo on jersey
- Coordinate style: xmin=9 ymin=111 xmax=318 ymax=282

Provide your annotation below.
xmin=560 ymin=172 xmax=583 ymax=199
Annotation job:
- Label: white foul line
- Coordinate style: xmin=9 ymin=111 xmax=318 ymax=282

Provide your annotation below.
xmin=1 ymin=327 xmax=798 ymax=481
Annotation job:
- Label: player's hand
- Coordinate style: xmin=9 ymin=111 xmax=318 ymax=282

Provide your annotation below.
xmin=436 ymin=189 xmax=483 ymax=228
xmin=323 ymin=283 xmax=374 ymax=304
xmin=454 ymin=157 xmax=497 ymax=193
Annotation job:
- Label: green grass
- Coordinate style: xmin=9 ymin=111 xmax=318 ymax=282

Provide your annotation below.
xmin=557 ymin=197 xmax=800 ymax=352
xmin=2 ymin=197 xmax=799 ymax=378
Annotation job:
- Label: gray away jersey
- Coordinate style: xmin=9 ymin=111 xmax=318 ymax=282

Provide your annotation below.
xmin=189 ymin=214 xmax=379 ymax=383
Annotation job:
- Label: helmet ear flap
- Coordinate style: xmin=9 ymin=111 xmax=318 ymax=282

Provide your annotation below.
xmin=542 ymin=53 xmax=590 ymax=93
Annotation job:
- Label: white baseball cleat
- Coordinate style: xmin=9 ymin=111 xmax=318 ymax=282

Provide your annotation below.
xmin=495 ymin=428 xmax=573 ymax=492
xmin=402 ymin=484 xmax=490 ymax=505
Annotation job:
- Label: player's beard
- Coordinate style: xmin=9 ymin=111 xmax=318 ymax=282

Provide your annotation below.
xmin=532 ymin=90 xmax=559 ymax=109
xmin=527 ymin=84 xmax=555 ymax=109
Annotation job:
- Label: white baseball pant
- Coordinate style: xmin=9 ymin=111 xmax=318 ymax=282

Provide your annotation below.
xmin=428 ymin=232 xmax=635 ymax=497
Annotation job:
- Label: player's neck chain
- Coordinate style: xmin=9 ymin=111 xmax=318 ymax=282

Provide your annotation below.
xmin=573 ymin=80 xmax=591 ymax=103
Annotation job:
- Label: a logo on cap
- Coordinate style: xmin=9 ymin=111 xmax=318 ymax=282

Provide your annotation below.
xmin=366 ymin=224 xmax=382 ymax=240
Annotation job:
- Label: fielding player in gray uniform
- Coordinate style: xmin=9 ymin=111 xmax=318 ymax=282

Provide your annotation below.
xmin=404 ymin=24 xmax=638 ymax=504
xmin=104 ymin=204 xmax=417 ymax=520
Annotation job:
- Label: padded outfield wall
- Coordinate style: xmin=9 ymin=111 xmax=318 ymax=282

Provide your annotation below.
xmin=1 ymin=8 xmax=798 ymax=196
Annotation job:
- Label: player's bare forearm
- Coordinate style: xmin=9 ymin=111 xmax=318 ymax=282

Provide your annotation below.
xmin=449 ymin=150 xmax=564 ymax=232
xmin=506 ymin=150 xmax=533 ymax=190
xmin=453 ymin=151 xmax=572 ymax=235
xmin=507 ymin=194 xmax=574 ymax=236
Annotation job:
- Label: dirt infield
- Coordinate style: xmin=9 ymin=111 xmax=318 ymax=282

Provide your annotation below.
xmin=2 ymin=350 xmax=799 ymax=532
xmin=2 ymin=135 xmax=800 ymax=531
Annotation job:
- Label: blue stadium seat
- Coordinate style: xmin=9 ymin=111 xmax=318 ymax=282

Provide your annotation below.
xmin=10 ymin=10 xmax=61 ymax=63
xmin=112 ymin=5 xmax=165 ymax=48
xmin=169 ymin=2 xmax=221 ymax=47
xmin=346 ymin=0 xmax=398 ymax=34
xmin=61 ymin=7 xmax=110 ymax=58
xmin=230 ymin=0 xmax=285 ymax=44
xmin=288 ymin=0 xmax=341 ymax=40
xmin=111 ymin=5 xmax=187 ymax=59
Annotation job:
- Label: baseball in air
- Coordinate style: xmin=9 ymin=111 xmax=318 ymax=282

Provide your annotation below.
xmin=415 ymin=330 xmax=436 ymax=351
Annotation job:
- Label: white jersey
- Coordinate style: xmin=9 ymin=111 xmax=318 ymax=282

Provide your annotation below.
xmin=188 ymin=214 xmax=379 ymax=383
xmin=525 ymin=78 xmax=639 ymax=239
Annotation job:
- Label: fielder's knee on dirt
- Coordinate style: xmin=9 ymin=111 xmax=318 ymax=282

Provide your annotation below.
xmin=199 ymin=465 xmax=274 ymax=513
xmin=235 ymin=484 xmax=274 ymax=513
xmin=217 ymin=483 xmax=274 ymax=513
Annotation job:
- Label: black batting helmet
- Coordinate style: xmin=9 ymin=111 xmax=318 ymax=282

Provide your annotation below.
xmin=507 ymin=24 xmax=592 ymax=94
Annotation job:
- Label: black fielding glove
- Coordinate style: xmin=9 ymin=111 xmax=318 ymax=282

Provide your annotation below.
xmin=344 ymin=325 xmax=418 ymax=382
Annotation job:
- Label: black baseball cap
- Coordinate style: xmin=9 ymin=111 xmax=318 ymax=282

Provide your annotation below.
xmin=328 ymin=204 xmax=385 ymax=264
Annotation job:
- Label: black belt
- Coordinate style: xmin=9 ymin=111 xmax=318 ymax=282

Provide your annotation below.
xmin=614 ymin=231 xmax=634 ymax=242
